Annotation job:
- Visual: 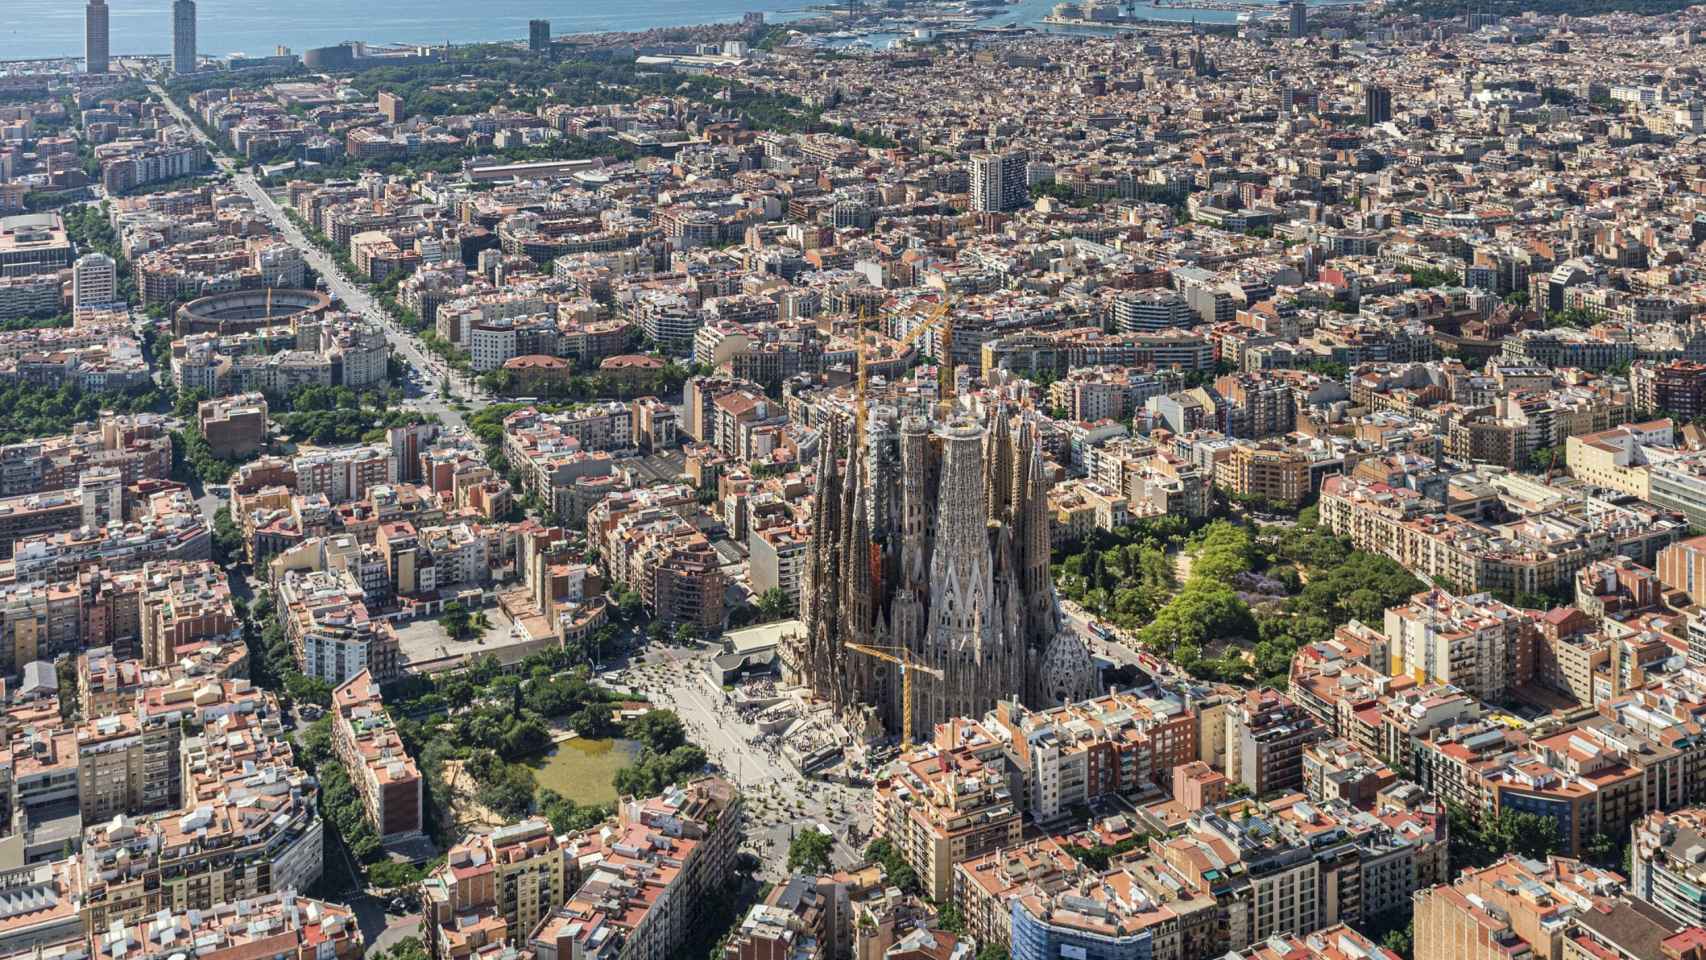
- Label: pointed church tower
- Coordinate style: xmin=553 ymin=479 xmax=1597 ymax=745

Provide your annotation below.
xmin=891 ymin=415 xmax=933 ymax=662
xmin=985 ymin=404 xmax=1014 ymax=524
xmin=922 ymin=418 xmax=999 ymax=728
xmin=801 ymin=429 xmax=845 ymax=697
xmin=840 ymin=454 xmax=876 ymax=713
xmin=1020 ymin=422 xmax=1056 ymax=647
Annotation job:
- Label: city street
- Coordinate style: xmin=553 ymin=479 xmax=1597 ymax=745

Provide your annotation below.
xmin=615 ymin=645 xmax=869 ymax=879
xmin=151 ymin=83 xmax=485 ymax=433
xmin=352 ymin=896 xmax=421 ymax=956
xmin=1058 ymin=597 xmax=1149 ymax=672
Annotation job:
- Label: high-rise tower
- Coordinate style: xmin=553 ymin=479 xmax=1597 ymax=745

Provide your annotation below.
xmin=86 ymin=0 xmax=110 ymax=75
xmin=1365 ymin=84 xmax=1393 ymax=125
xmin=968 ymin=150 xmax=1028 ymax=214
xmin=173 ymin=0 xmax=197 ymax=76
xmin=73 ymin=253 xmax=117 ymax=310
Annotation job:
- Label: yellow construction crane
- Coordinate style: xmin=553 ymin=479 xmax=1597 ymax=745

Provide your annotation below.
xmin=852 ymin=300 xmax=952 ymax=450
xmin=878 ymin=299 xmax=955 ymax=415
xmin=853 ymin=306 xmax=875 ymax=453
xmin=845 ymin=642 xmax=943 ymax=752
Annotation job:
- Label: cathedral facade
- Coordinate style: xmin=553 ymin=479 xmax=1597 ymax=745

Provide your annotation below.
xmin=794 ymin=406 xmax=1095 ymax=743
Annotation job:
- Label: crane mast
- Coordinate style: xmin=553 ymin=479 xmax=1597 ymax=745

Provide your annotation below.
xmin=845 ymin=642 xmax=943 ymax=752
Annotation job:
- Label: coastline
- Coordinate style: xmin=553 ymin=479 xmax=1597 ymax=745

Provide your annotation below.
xmin=0 ymin=0 xmax=811 ymax=64
xmin=0 ymin=0 xmax=1365 ymax=65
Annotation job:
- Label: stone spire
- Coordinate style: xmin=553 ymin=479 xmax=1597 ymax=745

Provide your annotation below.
xmin=830 ymin=435 xmax=870 ymax=714
xmin=891 ymin=415 xmax=933 ymax=662
xmin=1020 ymin=422 xmax=1055 ymax=646
xmin=985 ymin=405 xmax=1014 ymax=525
xmin=801 ymin=428 xmax=844 ymax=700
xmin=1009 ymin=419 xmax=1029 ymax=523
xmin=921 ymin=418 xmax=1002 ymax=729
xmin=839 ymin=454 xmax=875 ymax=713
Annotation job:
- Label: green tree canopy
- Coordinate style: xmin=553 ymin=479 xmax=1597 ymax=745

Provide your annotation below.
xmin=787 ymin=830 xmax=834 ymax=874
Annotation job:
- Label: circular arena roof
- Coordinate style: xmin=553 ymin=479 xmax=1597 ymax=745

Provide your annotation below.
xmin=175 ymin=288 xmax=333 ymax=334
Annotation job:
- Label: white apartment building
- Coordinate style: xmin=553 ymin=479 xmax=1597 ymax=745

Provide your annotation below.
xmin=293 ymin=444 xmax=397 ymax=503
xmin=1113 ymin=289 xmax=1193 ymax=332
xmin=1383 ymin=588 xmax=1524 ymax=703
xmin=72 ymin=252 xmax=118 ymax=310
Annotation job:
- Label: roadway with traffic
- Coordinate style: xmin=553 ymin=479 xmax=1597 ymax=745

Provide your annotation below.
xmin=150 ymin=83 xmax=488 ymax=433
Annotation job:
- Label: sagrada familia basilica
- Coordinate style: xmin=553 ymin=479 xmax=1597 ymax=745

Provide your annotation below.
xmin=791 ymin=403 xmax=1097 ymax=743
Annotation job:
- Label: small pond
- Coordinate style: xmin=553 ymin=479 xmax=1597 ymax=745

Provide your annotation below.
xmin=527 ymin=737 xmax=642 ymax=805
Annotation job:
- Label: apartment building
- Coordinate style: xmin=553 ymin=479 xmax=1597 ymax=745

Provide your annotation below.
xmin=1046 ymin=367 xmax=1183 ymax=423
xmin=1383 ymin=589 xmax=1531 ymax=704
xmin=1414 ymin=856 xmax=1626 ymax=960
xmin=720 ymin=876 xmax=834 ymax=960
xmin=0 ymin=413 xmax=172 ymax=500
xmin=1112 ymin=289 xmax=1193 ymax=333
xmin=684 ymin=376 xmax=766 ymax=443
xmin=953 ymin=837 xmax=1081 ymax=952
xmin=989 ymin=692 xmax=1198 ymax=823
xmin=8 ymin=495 xmax=212 ymax=589
xmin=0 ymin=274 xmax=61 ymax=320
xmin=872 ymin=737 xmax=1023 ymax=902
xmin=0 ymin=484 xmax=101 ymax=565
xmin=1236 ymin=927 xmax=1400 ymax=960
xmin=588 ymin=485 xmax=724 ymax=630
xmin=1414 ymin=718 xmax=1648 ymax=858
xmin=1086 ymin=437 xmax=1214 ymax=520
xmin=1214 ymin=440 xmax=1313 ymax=507
xmin=749 ymin=522 xmax=810 ymax=611
xmin=1658 ymin=536 xmax=1706 ymax=608
xmin=76 ymin=711 xmax=156 ymax=821
xmin=1302 ymin=739 xmax=1396 ymax=807
xmin=501 ymin=409 xmax=617 ymax=519
xmin=982 ymin=328 xmax=1216 ymax=377
xmin=528 ymin=777 xmax=742 ymax=960
xmin=332 ymin=669 xmax=423 ymax=841
xmin=1319 ymin=474 xmax=1683 ymax=596
xmin=80 ymin=719 xmax=322 ymax=930
xmin=1184 ymin=811 xmax=1320 ymax=946
xmin=1224 ymin=688 xmax=1321 ymax=797
xmin=293 ymin=443 xmax=396 ymax=504
xmin=277 ymin=568 xmax=401 ymax=684
xmin=1214 ymin=375 xmax=1297 ymax=439
xmin=1152 ymin=785 xmax=1433 ymax=953
xmin=90 ymin=891 xmax=363 ymax=960
xmin=78 ymin=648 xmax=144 ymax=719
xmin=197 ymin=392 xmax=268 ymax=461
xmin=139 ymin=558 xmax=241 ymax=667
xmin=1045 ymin=478 xmax=1132 ymax=546
xmin=1634 ymin=360 xmax=1706 ymax=418
xmin=503 ymin=403 xmax=633 ymax=456
xmin=1631 ymin=806 xmax=1706 ymax=929
xmin=422 ymin=818 xmax=567 ymax=960
xmin=1007 ymin=851 xmax=1218 ymax=960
